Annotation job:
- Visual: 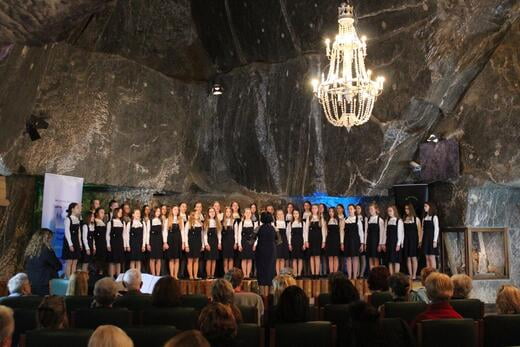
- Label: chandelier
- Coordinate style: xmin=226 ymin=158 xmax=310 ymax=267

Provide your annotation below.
xmin=311 ymin=3 xmax=384 ymax=130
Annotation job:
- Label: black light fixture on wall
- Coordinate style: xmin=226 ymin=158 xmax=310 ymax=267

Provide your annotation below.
xmin=25 ymin=112 xmax=49 ymax=141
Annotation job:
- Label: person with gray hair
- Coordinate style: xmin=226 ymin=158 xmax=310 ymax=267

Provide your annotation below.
xmin=7 ymin=273 xmax=31 ymax=297
xmin=122 ymin=269 xmax=143 ymax=295
xmin=0 ymin=305 xmax=14 ymax=347
xmin=93 ymin=277 xmax=118 ymax=308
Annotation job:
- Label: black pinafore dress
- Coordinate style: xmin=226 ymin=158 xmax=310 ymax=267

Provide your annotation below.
xmin=240 ymin=222 xmax=256 ymax=260
xmin=166 ymin=222 xmax=182 ymax=259
xmin=308 ymin=220 xmax=323 ymax=256
xmin=276 ymin=222 xmax=290 ymax=260
xmin=149 ymin=220 xmax=164 ymax=259
xmin=94 ymin=222 xmax=107 ymax=262
xmin=109 ymin=220 xmax=125 ymax=263
xmin=325 ymin=222 xmax=340 ymax=257
xmin=291 ymin=223 xmax=304 ymax=259
xmin=386 ymin=221 xmax=402 ymax=263
xmin=403 ymin=217 xmax=419 ymax=257
xmin=62 ymin=217 xmax=81 ymax=260
xmin=367 ymin=217 xmax=381 ymax=258
xmin=345 ymin=218 xmax=361 ymax=257
xmin=81 ymin=224 xmax=95 ymax=263
xmin=422 ymin=216 xmax=438 ymax=255
xmin=205 ymin=227 xmax=219 ymax=260
xmin=187 ymin=225 xmax=202 ymax=258
xmin=129 ymin=221 xmax=144 ymax=261
xmin=222 ymin=223 xmax=235 ymax=259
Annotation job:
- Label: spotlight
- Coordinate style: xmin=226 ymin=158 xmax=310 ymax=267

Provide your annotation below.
xmin=427 ymin=134 xmax=439 ymax=143
xmin=409 ymin=161 xmax=422 ymax=172
xmin=211 ymin=83 xmax=224 ymax=96
xmin=25 ymin=123 xmax=41 ymax=141
xmin=25 ymin=112 xmax=49 ymax=141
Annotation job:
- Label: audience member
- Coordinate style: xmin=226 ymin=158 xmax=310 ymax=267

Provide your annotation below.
xmin=7 ymin=273 xmax=31 ymax=297
xmin=225 ymin=268 xmax=264 ymax=323
xmin=122 ymin=269 xmax=143 ymax=295
xmin=0 ymin=305 xmax=14 ymax=347
xmin=198 ymin=303 xmax=237 ymax=347
xmin=272 ymin=274 xmax=297 ymax=306
xmin=211 ymin=279 xmax=242 ymax=323
xmin=151 ymin=276 xmax=181 ymax=307
xmin=93 ymin=277 xmax=118 ymax=308
xmin=37 ymin=295 xmax=68 ymax=329
xmin=410 ymin=267 xmax=436 ymax=303
xmin=451 ymin=274 xmax=472 ymax=299
xmin=164 ymin=330 xmax=210 ymax=347
xmin=275 ymin=285 xmax=309 ymax=323
xmin=496 ymin=284 xmax=520 ymax=314
xmin=24 ymin=228 xmax=61 ymax=296
xmin=330 ymin=275 xmax=360 ymax=305
xmin=388 ymin=273 xmax=410 ymax=302
xmin=66 ymin=271 xmax=89 ymax=296
xmin=88 ymin=325 xmax=133 ymax=347
xmin=367 ymin=266 xmax=390 ymax=292
xmin=412 ymin=273 xmax=462 ymax=329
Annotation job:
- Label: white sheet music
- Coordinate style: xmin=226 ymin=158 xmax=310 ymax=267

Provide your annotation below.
xmin=115 ymin=273 xmax=162 ymax=294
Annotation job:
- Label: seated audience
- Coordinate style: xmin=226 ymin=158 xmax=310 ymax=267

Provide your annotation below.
xmin=24 ymin=228 xmax=61 ymax=296
xmin=211 ymin=279 xmax=242 ymax=323
xmin=0 ymin=305 xmax=14 ymax=347
xmin=275 ymin=285 xmax=309 ymax=324
xmin=225 ymin=268 xmax=264 ymax=323
xmin=412 ymin=273 xmax=462 ymax=329
xmin=496 ymin=284 xmax=520 ymax=314
xmin=272 ymin=274 xmax=297 ymax=306
xmin=92 ymin=277 xmax=118 ymax=308
xmin=66 ymin=271 xmax=89 ymax=296
xmin=198 ymin=303 xmax=237 ymax=347
xmin=164 ymin=330 xmax=210 ymax=347
xmin=330 ymin=274 xmax=360 ymax=305
xmin=388 ymin=273 xmax=411 ymax=302
xmin=88 ymin=324 xmax=133 ymax=347
xmin=410 ymin=267 xmax=436 ymax=303
xmin=122 ymin=269 xmax=144 ymax=295
xmin=7 ymin=273 xmax=31 ymax=297
xmin=37 ymin=295 xmax=68 ymax=329
xmin=367 ymin=266 xmax=390 ymax=292
xmin=451 ymin=274 xmax=472 ymax=299
xmin=151 ymin=276 xmax=181 ymax=307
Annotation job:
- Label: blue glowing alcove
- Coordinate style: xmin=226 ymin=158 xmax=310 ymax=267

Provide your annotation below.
xmin=289 ymin=192 xmax=388 ymax=209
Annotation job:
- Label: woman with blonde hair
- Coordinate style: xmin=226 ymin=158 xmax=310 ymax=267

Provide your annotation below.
xmin=166 ymin=205 xmax=184 ymax=279
xmin=272 ymin=274 xmax=296 ymax=305
xmin=211 ymin=279 xmax=242 ymax=323
xmin=496 ymin=285 xmax=520 ymax=314
xmin=385 ymin=205 xmax=404 ymax=275
xmin=204 ymin=207 xmax=222 ymax=279
xmin=451 ymin=274 xmax=473 ymax=299
xmin=66 ymin=271 xmax=89 ymax=296
xmin=183 ymin=211 xmax=204 ymax=280
xmin=88 ymin=325 xmax=133 ymax=347
xmin=164 ymin=330 xmax=209 ymax=347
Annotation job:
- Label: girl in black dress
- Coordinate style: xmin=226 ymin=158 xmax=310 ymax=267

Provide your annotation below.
xmin=194 ymin=202 xmax=204 ymax=222
xmin=106 ymin=207 xmax=125 ymax=278
xmin=305 ymin=204 xmax=326 ymax=277
xmin=336 ymin=203 xmax=346 ymax=273
xmin=212 ymin=201 xmax=224 ymax=222
xmin=94 ymin=208 xmax=107 ymax=274
xmin=422 ymin=201 xmax=440 ymax=269
xmin=231 ymin=201 xmax=241 ymax=224
xmin=285 ymin=203 xmax=294 ymax=223
xmin=107 ymin=200 xmax=119 ymax=223
xmin=356 ymin=204 xmax=368 ymax=278
xmin=302 ymin=201 xmax=312 ymax=220
xmin=63 ymin=202 xmax=82 ymax=278
xmin=127 ymin=208 xmax=145 ymax=272
xmin=81 ymin=211 xmax=96 ymax=272
xmin=236 ymin=208 xmax=258 ymax=279
xmin=147 ymin=207 xmax=166 ymax=276
xmin=365 ymin=203 xmax=385 ymax=270
xmin=274 ymin=209 xmax=290 ymax=275
xmin=204 ymin=207 xmax=222 ymax=279
xmin=166 ymin=205 xmax=183 ymax=279
xmin=344 ymin=204 xmax=364 ymax=280
xmin=222 ymin=207 xmax=236 ymax=273
xmin=183 ymin=211 xmax=204 ymax=280
xmin=141 ymin=205 xmax=151 ymax=274
xmin=290 ymin=210 xmax=305 ymax=278
xmin=325 ymin=207 xmax=342 ymax=273
xmin=160 ymin=204 xmax=169 ymax=221
xmin=403 ymin=203 xmax=422 ymax=280
xmin=250 ymin=203 xmax=260 ymax=223
xmin=122 ymin=203 xmax=132 ymax=225
xmin=179 ymin=202 xmax=188 ymax=223
xmin=385 ymin=205 xmax=404 ymax=274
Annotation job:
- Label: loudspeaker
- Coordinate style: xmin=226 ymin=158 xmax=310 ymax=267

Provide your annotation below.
xmin=392 ymin=184 xmax=428 ymax=217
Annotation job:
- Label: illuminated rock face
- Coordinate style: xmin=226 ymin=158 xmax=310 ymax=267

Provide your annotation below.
xmin=0 ymin=0 xmax=519 ymax=197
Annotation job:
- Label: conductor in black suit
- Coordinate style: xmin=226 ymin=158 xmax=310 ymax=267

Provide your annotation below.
xmin=255 ymin=212 xmax=277 ymax=287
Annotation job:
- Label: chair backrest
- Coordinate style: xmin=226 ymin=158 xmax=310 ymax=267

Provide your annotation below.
xmin=239 ymin=305 xmax=259 ymax=324
xmin=236 ymin=324 xmax=263 ymax=347
xmin=449 ymin=299 xmax=484 ymax=320
xmin=382 ymin=302 xmax=428 ymax=323
xmin=271 ymin=321 xmax=334 ymax=347
xmin=0 ymin=295 xmax=42 ymax=309
xmin=418 ymin=319 xmax=477 ymax=347
xmin=25 ymin=328 xmax=93 ymax=347
xmin=380 ymin=318 xmax=416 ymax=347
xmin=323 ymin=304 xmax=350 ymax=323
xmin=49 ymin=279 xmax=69 ymax=296
xmin=64 ymin=296 xmax=93 ymax=315
xmin=316 ymin=293 xmax=331 ymax=307
xmin=114 ymin=294 xmax=152 ymax=311
xmin=369 ymin=292 xmax=394 ymax=308
xmin=72 ymin=308 xmax=132 ymax=329
xmin=179 ymin=294 xmax=209 ymax=310
xmin=142 ymin=307 xmax=198 ymax=331
xmin=124 ymin=326 xmax=178 ymax=347
xmin=484 ymin=314 xmax=520 ymax=347
xmin=13 ymin=309 xmax=38 ymax=346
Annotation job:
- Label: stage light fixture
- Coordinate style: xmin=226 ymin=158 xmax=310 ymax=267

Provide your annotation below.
xmin=427 ymin=134 xmax=439 ymax=143
xmin=409 ymin=161 xmax=422 ymax=172
xmin=211 ymin=83 xmax=224 ymax=95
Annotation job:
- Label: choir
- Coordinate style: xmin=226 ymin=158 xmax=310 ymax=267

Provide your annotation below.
xmin=61 ymin=200 xmax=441 ymax=281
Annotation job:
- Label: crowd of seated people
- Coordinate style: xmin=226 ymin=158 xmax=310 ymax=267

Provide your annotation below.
xmin=1 ymin=266 xmax=520 ymax=347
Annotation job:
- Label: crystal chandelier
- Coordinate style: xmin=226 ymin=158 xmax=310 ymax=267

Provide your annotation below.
xmin=311 ymin=3 xmax=384 ymax=130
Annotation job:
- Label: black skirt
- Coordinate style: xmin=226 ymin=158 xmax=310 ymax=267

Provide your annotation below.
xmin=345 ymin=221 xmax=361 ymax=257
xmin=422 ymin=218 xmax=438 ymax=255
xmin=187 ymin=227 xmax=202 ymax=258
xmin=276 ymin=228 xmax=289 ymax=259
xmin=94 ymin=225 xmax=107 ymax=262
xmin=109 ymin=226 xmax=125 ymax=263
xmin=62 ymin=220 xmax=81 ymax=260
xmin=403 ymin=219 xmax=419 ymax=257
xmin=149 ymin=224 xmax=164 ymax=259
xmin=240 ymin=226 xmax=255 ymax=260
xmin=386 ymin=223 xmax=401 ymax=263
xmin=325 ymin=224 xmax=340 ymax=257
xmin=205 ymin=228 xmax=219 ymax=260
xmin=129 ymin=226 xmax=144 ymax=261
xmin=81 ymin=226 xmax=95 ymax=263
xmin=308 ymin=221 xmax=323 ymax=256
xmin=166 ymin=224 xmax=182 ymax=259
xmin=291 ymin=227 xmax=304 ymax=259
xmin=366 ymin=220 xmax=381 ymax=258
xmin=221 ymin=226 xmax=235 ymax=259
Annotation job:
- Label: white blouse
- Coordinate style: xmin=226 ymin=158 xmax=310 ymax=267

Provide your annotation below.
xmin=344 ymin=216 xmax=364 ymax=244
xmin=386 ymin=217 xmax=405 ymax=247
xmin=327 ymin=218 xmax=345 ymax=245
xmin=288 ymin=221 xmax=303 ymax=246
xmin=235 ymin=219 xmax=258 ymax=245
xmin=106 ymin=218 xmax=127 ymax=248
xmin=366 ymin=215 xmax=387 ymax=245
xmin=204 ymin=219 xmax=222 ymax=246
xmin=64 ymin=215 xmax=81 ymax=248
xmin=126 ymin=219 xmax=146 ymax=249
xmin=423 ymin=215 xmax=440 ymax=243
xmin=303 ymin=215 xmax=327 ymax=243
xmin=182 ymin=221 xmax=203 ymax=246
xmin=275 ymin=219 xmax=291 ymax=245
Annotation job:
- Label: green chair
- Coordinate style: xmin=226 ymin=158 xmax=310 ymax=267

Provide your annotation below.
xmin=417 ymin=319 xmax=477 ymax=347
xmin=271 ymin=321 xmax=335 ymax=347
xmin=13 ymin=309 xmax=38 ymax=346
xmin=0 ymin=295 xmax=42 ymax=309
xmin=64 ymin=296 xmax=93 ymax=317
xmin=25 ymin=328 xmax=93 ymax=347
xmin=239 ymin=305 xmax=259 ymax=324
xmin=382 ymin=302 xmax=428 ymax=324
xmin=142 ymin=307 xmax=198 ymax=331
xmin=369 ymin=291 xmax=393 ymax=308
xmin=179 ymin=294 xmax=209 ymax=310
xmin=125 ymin=326 xmax=178 ymax=347
xmin=72 ymin=308 xmax=132 ymax=329
xmin=380 ymin=318 xmax=416 ymax=347
xmin=484 ymin=314 xmax=520 ymax=347
xmin=114 ymin=295 xmax=152 ymax=324
xmin=49 ymin=279 xmax=69 ymax=296
xmin=236 ymin=323 xmax=264 ymax=347
xmin=316 ymin=293 xmax=331 ymax=307
xmin=449 ymin=299 xmax=484 ymax=320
